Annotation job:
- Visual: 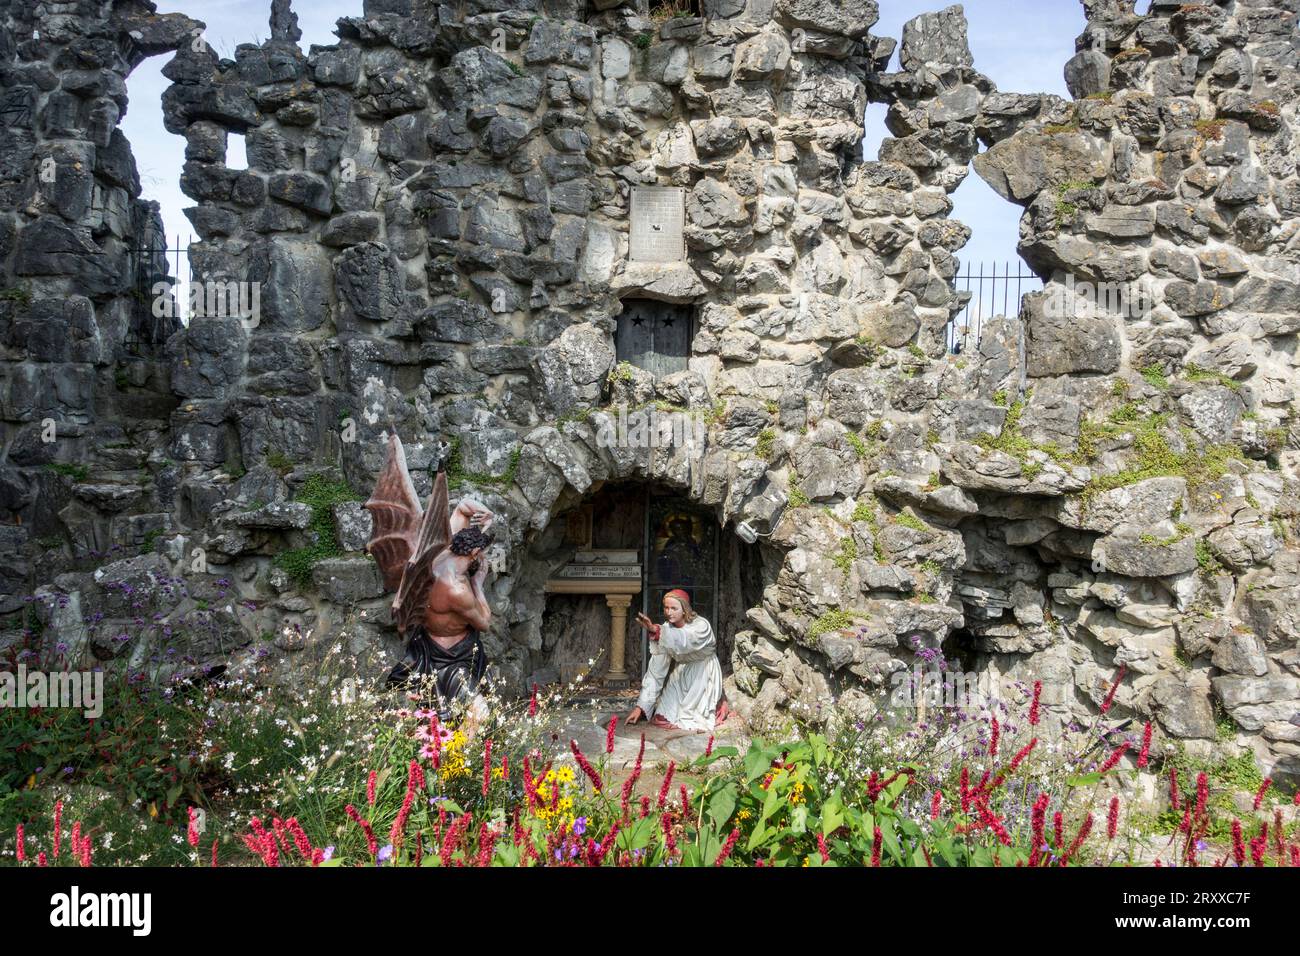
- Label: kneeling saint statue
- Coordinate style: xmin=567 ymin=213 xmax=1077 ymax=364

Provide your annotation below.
xmin=625 ymin=589 xmax=724 ymax=733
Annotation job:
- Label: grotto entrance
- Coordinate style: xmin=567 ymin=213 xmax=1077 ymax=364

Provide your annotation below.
xmin=526 ymin=481 xmax=765 ymax=696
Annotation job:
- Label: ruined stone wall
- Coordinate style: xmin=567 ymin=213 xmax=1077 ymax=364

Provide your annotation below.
xmin=1 ymin=0 xmax=1298 ymax=792
xmin=0 ymin=1 xmax=199 ymax=607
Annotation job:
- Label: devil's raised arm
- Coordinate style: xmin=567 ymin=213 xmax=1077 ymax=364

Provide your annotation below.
xmin=451 ymin=497 xmax=494 ymax=535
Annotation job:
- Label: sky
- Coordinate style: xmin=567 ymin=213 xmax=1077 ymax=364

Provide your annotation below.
xmin=120 ymin=0 xmax=1084 ymax=280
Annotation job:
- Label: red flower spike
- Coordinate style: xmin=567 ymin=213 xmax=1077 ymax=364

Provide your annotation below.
xmin=1253 ymin=778 xmax=1271 ymax=812
xmin=1137 ymin=722 xmax=1153 ymax=769
xmin=660 ymin=814 xmax=677 ymax=857
xmin=714 ymin=829 xmax=740 ymax=867
xmin=1107 ymin=797 xmax=1120 ymax=841
xmin=1100 ymin=665 xmax=1126 ymax=714
xmin=606 ymin=714 xmax=618 ymax=754
xmin=367 ymin=770 xmax=377 ymax=806
xmin=816 ymin=832 xmax=830 ymax=864
xmin=870 ymin=827 xmax=883 ymax=867
xmin=570 ymin=739 xmax=604 ymax=793
xmin=1029 ymin=681 xmax=1042 ymax=726
xmin=1008 ymin=738 xmax=1038 ymax=772
xmin=1060 ymin=814 xmax=1093 ymax=867
xmin=1099 ymin=741 xmax=1130 ymax=774
xmin=1194 ymin=772 xmax=1209 ymax=823
xmin=989 ymin=716 xmax=1000 ymax=758
xmin=345 ymin=804 xmax=378 ymax=859
xmin=16 ymin=824 xmax=25 ymax=864
xmin=657 ymin=761 xmax=675 ymax=810
xmin=1232 ymin=820 xmax=1245 ymax=866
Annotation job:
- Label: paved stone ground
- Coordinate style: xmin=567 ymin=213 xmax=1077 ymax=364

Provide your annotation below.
xmin=547 ymin=691 xmax=751 ymax=792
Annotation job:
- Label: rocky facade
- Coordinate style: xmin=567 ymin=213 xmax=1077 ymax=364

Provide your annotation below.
xmin=1 ymin=0 xmax=1298 ymax=792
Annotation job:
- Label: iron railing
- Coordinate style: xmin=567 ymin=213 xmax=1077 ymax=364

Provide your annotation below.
xmin=127 ymin=233 xmax=194 ymax=353
xmin=947 ymin=261 xmax=1043 ymax=355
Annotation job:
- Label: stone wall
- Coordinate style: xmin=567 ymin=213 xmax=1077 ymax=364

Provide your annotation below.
xmin=1 ymin=0 xmax=1298 ymax=792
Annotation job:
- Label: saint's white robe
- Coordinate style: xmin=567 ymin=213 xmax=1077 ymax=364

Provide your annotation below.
xmin=637 ymin=616 xmax=723 ymax=733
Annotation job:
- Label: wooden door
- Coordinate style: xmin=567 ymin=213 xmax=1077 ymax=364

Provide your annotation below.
xmin=615 ymin=299 xmax=692 ymax=378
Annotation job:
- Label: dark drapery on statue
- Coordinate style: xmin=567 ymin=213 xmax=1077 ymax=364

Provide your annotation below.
xmin=386 ymin=627 xmax=488 ymax=716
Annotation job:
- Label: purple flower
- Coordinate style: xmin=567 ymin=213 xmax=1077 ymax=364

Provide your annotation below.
xmin=321 ymin=846 xmax=335 ymax=862
xmin=573 ymin=817 xmax=587 ymax=837
xmin=377 ymin=844 xmax=394 ymax=864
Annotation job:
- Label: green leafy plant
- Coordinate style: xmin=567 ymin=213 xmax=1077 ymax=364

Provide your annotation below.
xmin=273 ymin=475 xmax=363 ymax=587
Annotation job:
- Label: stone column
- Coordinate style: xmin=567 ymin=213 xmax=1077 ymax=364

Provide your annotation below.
xmin=604 ymin=593 xmax=633 ymax=688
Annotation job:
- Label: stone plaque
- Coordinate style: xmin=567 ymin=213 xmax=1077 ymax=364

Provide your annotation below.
xmin=572 ymin=549 xmax=640 ymax=565
xmin=629 ymin=186 xmax=685 ymax=262
xmin=556 ymin=564 xmax=643 ymax=580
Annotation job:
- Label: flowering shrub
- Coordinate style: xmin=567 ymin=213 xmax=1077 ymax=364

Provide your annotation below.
xmin=5 ymin=610 xmax=1298 ymax=867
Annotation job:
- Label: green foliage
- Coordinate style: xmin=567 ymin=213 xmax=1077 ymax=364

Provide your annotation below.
xmin=844 ymin=432 xmax=869 ymax=461
xmin=265 ymin=450 xmax=294 ymax=475
xmin=45 ymin=462 xmax=89 ymax=482
xmin=1183 ymin=364 xmax=1241 ymax=392
xmin=787 ymin=473 xmax=810 ymax=509
xmin=446 ymin=435 xmax=522 ymax=490
xmin=1151 ymin=749 xmax=1285 ymax=844
xmin=973 ymin=397 xmax=1062 ymax=473
xmin=0 ymin=678 xmax=210 ymax=840
xmin=893 ymin=511 xmax=929 ymax=534
xmin=1196 ymin=539 xmax=1223 ymax=576
xmin=808 ymin=609 xmax=866 ymax=640
xmin=755 ymin=428 xmax=777 ymax=462
xmin=1140 ymin=364 xmax=1170 ymax=391
xmin=273 ymin=475 xmax=362 ymax=587
xmin=0 ymin=284 xmax=32 ymax=308
xmin=832 ymin=539 xmax=858 ymax=579
xmin=634 ymin=31 xmax=653 ymax=49
xmin=1081 ymin=411 xmax=1244 ymax=500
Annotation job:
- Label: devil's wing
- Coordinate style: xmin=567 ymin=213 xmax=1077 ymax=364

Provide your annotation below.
xmin=392 ymin=470 xmax=453 ymax=636
xmin=365 ymin=434 xmax=424 ymax=593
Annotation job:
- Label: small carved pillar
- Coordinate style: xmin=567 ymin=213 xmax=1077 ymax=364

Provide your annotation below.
xmin=604 ymin=593 xmax=633 ymax=688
